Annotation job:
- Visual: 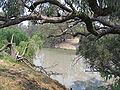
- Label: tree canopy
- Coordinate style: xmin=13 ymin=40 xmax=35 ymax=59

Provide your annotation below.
xmin=0 ymin=0 xmax=120 ymax=38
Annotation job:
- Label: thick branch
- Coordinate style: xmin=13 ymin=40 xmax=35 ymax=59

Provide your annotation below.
xmin=48 ymin=21 xmax=90 ymax=38
xmin=97 ymin=27 xmax=120 ymax=36
xmin=73 ymin=32 xmax=90 ymax=37
xmin=0 ymin=12 xmax=98 ymax=36
xmin=0 ymin=6 xmax=119 ymax=37
xmin=0 ymin=16 xmax=10 ymax=22
xmin=11 ymin=34 xmax=14 ymax=43
xmin=87 ymin=0 xmax=113 ymax=17
xmin=29 ymin=0 xmax=73 ymax=12
xmin=0 ymin=14 xmax=74 ymax=28
xmin=0 ymin=43 xmax=12 ymax=52
xmin=92 ymin=18 xmax=117 ymax=28
xmin=77 ymin=13 xmax=98 ymax=36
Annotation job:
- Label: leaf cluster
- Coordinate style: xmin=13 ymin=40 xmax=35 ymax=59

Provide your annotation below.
xmin=78 ymin=35 xmax=120 ymax=80
xmin=0 ymin=27 xmax=28 ymax=45
xmin=1 ymin=0 xmax=24 ymax=18
xmin=0 ymin=27 xmax=42 ymax=61
xmin=16 ymin=34 xmax=42 ymax=60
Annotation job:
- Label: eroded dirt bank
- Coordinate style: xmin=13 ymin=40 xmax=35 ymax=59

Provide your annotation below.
xmin=0 ymin=58 xmax=68 ymax=90
xmin=55 ymin=38 xmax=79 ymax=50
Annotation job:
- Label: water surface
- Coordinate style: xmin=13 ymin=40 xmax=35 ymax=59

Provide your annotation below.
xmin=33 ymin=48 xmax=104 ymax=90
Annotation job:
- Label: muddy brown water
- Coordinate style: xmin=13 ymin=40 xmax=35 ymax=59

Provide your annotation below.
xmin=33 ymin=48 xmax=105 ymax=90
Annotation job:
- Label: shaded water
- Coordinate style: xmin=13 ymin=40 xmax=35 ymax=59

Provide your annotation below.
xmin=33 ymin=48 xmax=104 ymax=90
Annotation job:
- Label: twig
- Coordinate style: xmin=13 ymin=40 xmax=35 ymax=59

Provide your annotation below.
xmin=47 ymin=71 xmax=63 ymax=77
xmin=72 ymin=56 xmax=83 ymax=66
xmin=11 ymin=34 xmax=14 ymax=43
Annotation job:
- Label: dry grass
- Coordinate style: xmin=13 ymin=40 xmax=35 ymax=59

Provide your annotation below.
xmin=0 ymin=59 xmax=67 ymax=90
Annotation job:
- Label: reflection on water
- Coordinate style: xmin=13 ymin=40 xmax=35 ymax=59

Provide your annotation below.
xmin=70 ymin=78 xmax=104 ymax=90
xmin=33 ymin=48 xmax=104 ymax=90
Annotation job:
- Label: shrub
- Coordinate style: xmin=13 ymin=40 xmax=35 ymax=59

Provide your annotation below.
xmin=0 ymin=27 xmax=28 ymax=45
xmin=16 ymin=34 xmax=42 ymax=60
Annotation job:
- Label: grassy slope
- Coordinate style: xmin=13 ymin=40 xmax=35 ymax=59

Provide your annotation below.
xmin=0 ymin=56 xmax=67 ymax=90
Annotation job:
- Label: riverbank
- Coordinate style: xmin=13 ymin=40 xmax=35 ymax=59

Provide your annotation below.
xmin=55 ymin=38 xmax=79 ymax=50
xmin=35 ymin=48 xmax=107 ymax=89
xmin=0 ymin=56 xmax=67 ymax=90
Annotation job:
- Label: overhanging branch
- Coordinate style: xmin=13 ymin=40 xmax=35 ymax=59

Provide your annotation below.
xmin=29 ymin=0 xmax=73 ymax=12
xmin=0 ymin=0 xmax=120 ymax=37
xmin=0 ymin=13 xmax=74 ymax=28
xmin=92 ymin=18 xmax=117 ymax=28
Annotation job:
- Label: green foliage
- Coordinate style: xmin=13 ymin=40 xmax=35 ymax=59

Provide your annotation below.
xmin=4 ymin=56 xmax=20 ymax=64
xmin=31 ymin=34 xmax=42 ymax=47
xmin=78 ymin=35 xmax=120 ymax=80
xmin=110 ymin=82 xmax=120 ymax=90
xmin=16 ymin=34 xmax=42 ymax=60
xmin=0 ymin=27 xmax=42 ymax=61
xmin=106 ymin=0 xmax=120 ymax=11
xmin=34 ymin=23 xmax=82 ymax=48
xmin=99 ymin=80 xmax=120 ymax=90
xmin=0 ymin=54 xmax=4 ymax=59
xmin=16 ymin=41 xmax=29 ymax=56
xmin=2 ymin=0 xmax=24 ymax=18
xmin=38 ymin=4 xmax=58 ymax=17
xmin=25 ymin=35 xmax=42 ymax=59
xmin=0 ymin=40 xmax=8 ymax=48
xmin=97 ymin=0 xmax=120 ymax=19
xmin=0 ymin=85 xmax=3 ymax=90
xmin=0 ymin=54 xmax=20 ymax=64
xmin=0 ymin=27 xmax=28 ymax=45
xmin=32 ymin=24 xmax=58 ymax=47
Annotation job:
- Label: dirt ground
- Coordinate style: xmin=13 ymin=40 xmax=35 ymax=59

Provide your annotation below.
xmin=55 ymin=38 xmax=79 ymax=50
xmin=0 ymin=59 xmax=68 ymax=90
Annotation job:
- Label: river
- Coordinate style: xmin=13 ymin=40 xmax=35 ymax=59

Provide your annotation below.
xmin=33 ymin=48 xmax=105 ymax=90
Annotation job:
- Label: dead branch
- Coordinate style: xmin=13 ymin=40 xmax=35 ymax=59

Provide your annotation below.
xmin=47 ymin=71 xmax=63 ymax=76
xmin=44 ymin=64 xmax=58 ymax=69
xmin=21 ymin=43 xmax=29 ymax=57
xmin=0 ymin=43 xmax=12 ymax=52
xmin=11 ymin=34 xmax=14 ymax=43
xmin=72 ymin=55 xmax=83 ymax=66
xmin=19 ymin=57 xmax=62 ymax=77
xmin=47 ymin=20 xmax=91 ymax=38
